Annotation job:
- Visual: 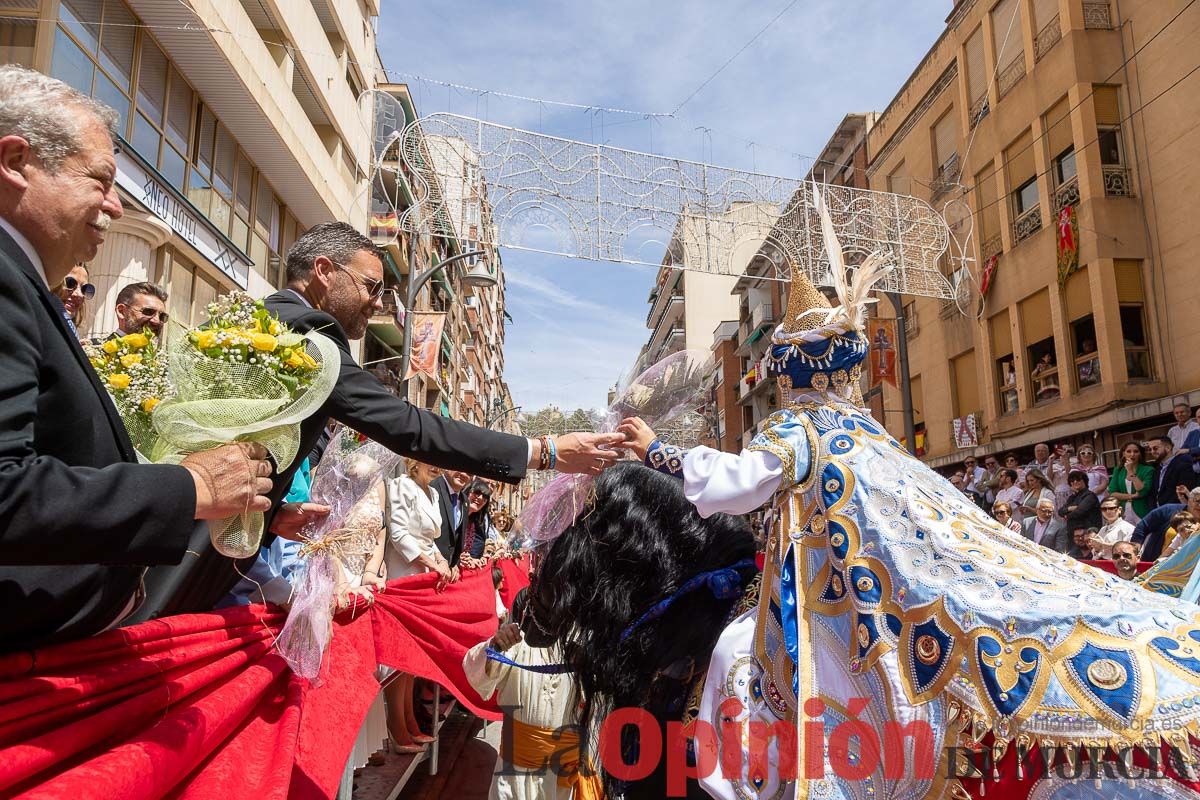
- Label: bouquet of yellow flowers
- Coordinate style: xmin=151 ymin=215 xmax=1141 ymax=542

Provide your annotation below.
xmin=84 ymin=329 xmax=172 ymax=458
xmin=152 ymin=291 xmax=340 ymax=559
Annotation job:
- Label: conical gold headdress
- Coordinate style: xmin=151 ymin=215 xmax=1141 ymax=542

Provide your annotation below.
xmin=783 ymin=268 xmax=831 ymax=334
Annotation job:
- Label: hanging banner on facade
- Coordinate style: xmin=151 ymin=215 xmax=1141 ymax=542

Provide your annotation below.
xmin=867 ymin=318 xmax=898 ymax=388
xmin=953 ymin=413 xmax=980 ymax=449
xmin=980 ymin=254 xmax=999 ymax=299
xmin=1056 ymin=204 xmax=1080 ymax=287
xmin=406 ymin=312 xmax=446 ymax=380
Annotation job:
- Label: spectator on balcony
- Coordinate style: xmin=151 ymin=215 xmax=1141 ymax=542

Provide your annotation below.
xmin=1149 ymin=436 xmax=1197 ymax=510
xmin=961 ymin=456 xmax=987 ymax=507
xmin=1059 ymin=470 xmax=1101 ymax=533
xmin=1026 ymin=443 xmax=1067 ymax=496
xmin=1018 ymin=469 xmax=1056 ymax=520
xmin=1003 ymin=452 xmax=1025 ymax=484
xmin=1168 ymin=403 xmax=1199 ymax=452
xmin=991 ymin=501 xmax=1022 ymax=534
xmin=1090 ymin=497 xmax=1134 ymax=560
xmin=1112 ymin=541 xmax=1140 ymax=581
xmin=1076 ymin=445 xmax=1109 ymax=500
xmin=1021 ymin=498 xmax=1069 ymax=553
xmin=1068 ymin=527 xmax=1097 ymax=561
xmin=1032 ymin=352 xmax=1060 ymax=402
xmin=1077 ymin=339 xmax=1100 ymax=387
xmin=1108 ymin=441 xmax=1154 ymax=523
xmin=994 ymin=468 xmax=1025 ymax=524
xmin=1131 ymin=487 xmax=1200 ymax=562
xmin=979 ymin=455 xmax=1001 ymax=506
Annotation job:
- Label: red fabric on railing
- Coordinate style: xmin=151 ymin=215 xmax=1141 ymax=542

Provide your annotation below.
xmin=495 ymin=555 xmax=532 ymax=610
xmin=0 ymin=559 xmax=517 ymax=799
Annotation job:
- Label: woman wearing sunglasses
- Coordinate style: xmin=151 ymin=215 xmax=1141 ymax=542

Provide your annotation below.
xmin=50 ymin=263 xmax=94 ymax=335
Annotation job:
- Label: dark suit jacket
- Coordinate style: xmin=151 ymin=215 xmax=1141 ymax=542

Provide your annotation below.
xmin=0 ymin=227 xmax=196 ymax=651
xmin=135 ymin=288 xmax=529 ymax=616
xmin=1021 ymin=516 xmax=1070 ymax=554
xmin=1153 ymin=453 xmax=1198 ymax=509
xmin=431 ymin=475 xmax=466 ymax=566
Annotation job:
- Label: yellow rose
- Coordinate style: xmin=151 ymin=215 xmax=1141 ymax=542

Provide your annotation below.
xmin=269 ymin=321 xmax=281 ymax=335
xmin=122 ymin=333 xmax=149 ymax=349
xmin=120 ymin=353 xmax=143 ymax=368
xmin=141 ymin=397 xmax=160 ymax=413
xmin=102 ymin=340 xmax=119 ymax=354
xmin=108 ymin=373 xmax=131 ymax=390
xmin=298 ymin=351 xmax=318 ymax=370
xmin=250 ymin=333 xmax=277 ymax=352
xmin=284 ymin=351 xmax=306 ymax=369
xmin=193 ymin=330 xmax=218 ymax=349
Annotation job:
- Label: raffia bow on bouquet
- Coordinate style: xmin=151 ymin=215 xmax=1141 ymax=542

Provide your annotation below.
xmin=517 ymin=348 xmax=712 ymax=548
xmin=276 ymin=426 xmax=403 ymax=680
xmin=149 ymin=291 xmax=341 ymax=558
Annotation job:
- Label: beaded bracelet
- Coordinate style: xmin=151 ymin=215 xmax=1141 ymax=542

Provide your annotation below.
xmin=546 ymin=435 xmax=557 ymax=470
xmin=538 ymin=435 xmax=553 ymax=471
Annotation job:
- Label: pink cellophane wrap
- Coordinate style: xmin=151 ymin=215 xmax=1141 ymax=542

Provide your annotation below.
xmin=276 ymin=427 xmax=402 ymax=680
xmin=517 ymin=349 xmax=711 ymax=548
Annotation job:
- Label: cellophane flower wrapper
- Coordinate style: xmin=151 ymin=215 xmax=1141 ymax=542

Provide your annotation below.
xmin=516 ymin=349 xmax=712 ymax=550
xmin=150 ymin=292 xmax=341 ymax=559
xmin=275 ymin=427 xmax=403 ymax=681
xmin=83 ymin=330 xmax=173 ymax=461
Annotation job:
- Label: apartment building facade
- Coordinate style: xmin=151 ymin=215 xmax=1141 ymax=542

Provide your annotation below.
xmin=10 ymin=0 xmax=378 ymax=338
xmin=866 ymin=0 xmax=1200 ymax=467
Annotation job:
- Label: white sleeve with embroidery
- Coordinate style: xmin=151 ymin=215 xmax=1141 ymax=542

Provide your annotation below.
xmin=682 ymin=447 xmax=784 ymax=518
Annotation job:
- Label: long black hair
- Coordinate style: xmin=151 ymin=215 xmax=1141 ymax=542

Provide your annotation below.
xmin=529 ymin=461 xmax=755 ymax=798
xmin=464 ymin=479 xmax=493 ymax=559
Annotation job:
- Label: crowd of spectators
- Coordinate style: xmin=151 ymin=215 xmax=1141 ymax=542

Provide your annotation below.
xmin=945 ymin=412 xmax=1200 ymax=578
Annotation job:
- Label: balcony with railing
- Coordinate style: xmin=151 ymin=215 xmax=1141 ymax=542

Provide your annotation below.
xmin=1083 ymin=1 xmax=1112 ymax=29
xmin=969 ymin=95 xmax=990 ymax=131
xmin=997 ymin=59 xmax=1026 ymax=99
xmin=1012 ymin=205 xmax=1043 ymax=245
xmin=1102 ymin=165 xmax=1133 ymax=197
xmin=1035 ymin=15 xmax=1062 ymax=61
xmin=1053 ymin=175 xmax=1080 ymax=214
xmin=931 ymin=153 xmax=961 ymax=201
xmin=980 ymin=231 xmax=1003 ymax=261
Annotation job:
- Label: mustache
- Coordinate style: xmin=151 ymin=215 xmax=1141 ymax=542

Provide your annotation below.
xmin=90 ymin=212 xmax=113 ymax=232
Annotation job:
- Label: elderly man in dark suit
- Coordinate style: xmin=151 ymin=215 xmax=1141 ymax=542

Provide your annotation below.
xmin=1021 ymin=497 xmax=1070 ymax=554
xmin=137 ymin=221 xmax=626 ymax=615
xmin=431 ymin=470 xmax=472 ymax=571
xmin=0 ymin=67 xmax=273 ymax=651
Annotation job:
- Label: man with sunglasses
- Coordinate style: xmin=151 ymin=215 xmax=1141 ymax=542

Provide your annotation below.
xmin=136 ymin=221 xmax=627 ymax=616
xmin=113 ymin=281 xmax=169 ymax=338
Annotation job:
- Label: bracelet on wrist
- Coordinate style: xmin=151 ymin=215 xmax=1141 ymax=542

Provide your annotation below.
xmin=545 ymin=435 xmax=558 ymax=470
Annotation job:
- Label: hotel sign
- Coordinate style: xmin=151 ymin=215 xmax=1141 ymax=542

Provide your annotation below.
xmin=115 ymin=147 xmax=251 ymax=288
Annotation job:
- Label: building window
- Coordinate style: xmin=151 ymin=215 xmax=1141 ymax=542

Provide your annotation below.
xmin=1114 ymin=259 xmax=1151 ymax=380
xmin=718 ymin=410 xmax=726 ymax=439
xmin=1014 ymin=177 xmax=1039 ymax=214
xmin=1054 ymin=148 xmax=1077 ymax=184
xmin=1094 ymin=85 xmax=1132 ymax=196
xmin=1063 ymin=267 xmax=1099 ymax=390
xmin=990 ymin=310 xmax=1018 ymax=415
xmin=0 ymin=13 xmax=36 ymax=67
xmin=1019 ymin=290 xmax=1059 ymax=404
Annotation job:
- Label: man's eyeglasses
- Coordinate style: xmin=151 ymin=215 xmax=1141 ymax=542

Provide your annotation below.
xmin=332 ymin=260 xmax=385 ymax=300
xmin=135 ymin=306 xmax=169 ymax=322
xmin=993 ymin=508 xmax=1010 ymax=516
xmin=1101 ymin=505 xmax=1120 ymax=512
xmin=64 ymin=275 xmax=95 ymax=298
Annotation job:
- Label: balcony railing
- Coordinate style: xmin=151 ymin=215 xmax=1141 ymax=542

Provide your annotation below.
xmin=1054 ymin=175 xmax=1080 ymax=214
xmin=997 ymin=59 xmax=1026 ymax=99
xmin=931 ymin=153 xmax=961 ymax=200
xmin=980 ymin=232 xmax=1003 ymax=260
xmin=1083 ymin=1 xmax=1113 ymax=29
xmin=969 ymin=95 xmax=990 ymax=131
xmin=1012 ymin=205 xmax=1043 ymax=245
xmin=1103 ymin=165 xmax=1133 ymax=197
xmin=1035 ymin=15 xmax=1062 ymax=60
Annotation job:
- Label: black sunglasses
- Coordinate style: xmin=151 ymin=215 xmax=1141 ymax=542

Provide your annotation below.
xmin=64 ymin=275 xmax=96 ymax=298
xmin=135 ymin=306 xmax=169 ymax=322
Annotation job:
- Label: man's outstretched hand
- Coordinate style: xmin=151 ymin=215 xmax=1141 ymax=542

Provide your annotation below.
xmin=535 ymin=432 xmax=626 ymax=475
xmin=270 ymin=502 xmax=331 ymax=542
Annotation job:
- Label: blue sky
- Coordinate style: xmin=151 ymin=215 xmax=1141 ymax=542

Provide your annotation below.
xmin=376 ymin=1 xmax=947 ymax=412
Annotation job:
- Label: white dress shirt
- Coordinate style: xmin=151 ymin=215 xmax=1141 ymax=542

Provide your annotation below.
xmin=1170 ymin=421 xmax=1200 ymax=452
xmin=1092 ymin=518 xmax=1135 ymax=559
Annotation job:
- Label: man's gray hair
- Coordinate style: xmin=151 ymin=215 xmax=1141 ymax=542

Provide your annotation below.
xmin=0 ymin=65 xmax=119 ymax=172
xmin=285 ymin=221 xmax=381 ymax=283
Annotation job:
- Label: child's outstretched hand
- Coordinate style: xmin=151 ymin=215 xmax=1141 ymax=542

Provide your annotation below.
xmin=617 ymin=417 xmax=658 ymax=461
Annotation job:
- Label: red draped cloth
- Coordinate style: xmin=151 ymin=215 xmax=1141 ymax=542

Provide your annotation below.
xmin=0 ymin=558 xmax=531 ymax=799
